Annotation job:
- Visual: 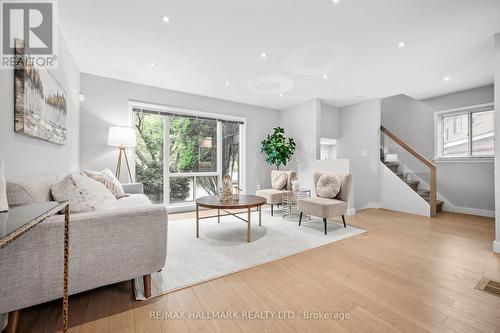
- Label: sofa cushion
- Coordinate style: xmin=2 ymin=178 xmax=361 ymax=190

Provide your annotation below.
xmin=83 ymin=169 xmax=127 ymax=199
xmin=316 ymin=174 xmax=341 ymax=198
xmin=6 ymin=177 xmax=56 ymax=207
xmin=117 ymin=194 xmax=152 ymax=209
xmin=298 ymin=197 xmax=347 ymax=218
xmin=51 ymin=173 xmax=119 ymax=213
xmin=271 ymin=171 xmax=288 ymax=190
xmin=256 ymin=189 xmax=284 ymax=204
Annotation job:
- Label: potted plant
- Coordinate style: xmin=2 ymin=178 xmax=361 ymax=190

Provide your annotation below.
xmin=260 ymin=127 xmax=296 ymax=170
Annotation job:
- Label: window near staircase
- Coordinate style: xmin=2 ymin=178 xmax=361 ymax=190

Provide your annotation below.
xmin=435 ymin=103 xmax=494 ymax=160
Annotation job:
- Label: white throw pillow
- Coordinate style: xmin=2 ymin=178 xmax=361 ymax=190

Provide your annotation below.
xmin=316 ymin=174 xmax=341 ymax=199
xmin=271 ymin=171 xmax=288 ymax=190
xmin=83 ymin=168 xmax=127 ymax=199
xmin=51 ymin=173 xmax=119 ymax=213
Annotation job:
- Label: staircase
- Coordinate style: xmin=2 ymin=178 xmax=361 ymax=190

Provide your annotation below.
xmin=380 ymin=126 xmax=441 ymax=217
xmin=380 ymin=155 xmax=443 ymax=213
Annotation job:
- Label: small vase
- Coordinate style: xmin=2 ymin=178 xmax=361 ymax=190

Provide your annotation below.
xmin=0 ymin=153 xmax=8 ymax=212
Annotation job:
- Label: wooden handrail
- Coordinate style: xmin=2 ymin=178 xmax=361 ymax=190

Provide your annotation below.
xmin=380 ymin=126 xmax=436 ymax=169
xmin=380 ymin=125 xmax=437 ymax=217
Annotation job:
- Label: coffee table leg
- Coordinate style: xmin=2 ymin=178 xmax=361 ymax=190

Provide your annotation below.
xmin=259 ymin=206 xmax=262 ymax=226
xmin=247 ymin=207 xmax=251 ymax=242
xmin=196 ymin=204 xmax=200 ymax=238
xmin=63 ymin=204 xmax=69 ymax=333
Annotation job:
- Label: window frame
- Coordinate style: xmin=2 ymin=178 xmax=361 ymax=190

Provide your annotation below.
xmin=129 ymin=101 xmax=247 ymax=209
xmin=434 ymin=103 xmax=494 ymax=162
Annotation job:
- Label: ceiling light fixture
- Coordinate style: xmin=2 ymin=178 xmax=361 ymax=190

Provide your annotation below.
xmin=161 ymin=15 xmax=170 ymax=23
xmin=260 ymin=52 xmax=267 ymax=59
xmin=332 ymin=0 xmax=340 ymax=4
xmin=225 ymin=81 xmax=230 ymax=86
xmin=398 ymin=41 xmax=406 ymax=48
xmin=149 ymin=62 xmax=157 ymax=67
xmin=443 ymin=75 xmax=450 ymax=82
xmin=323 ymin=74 xmax=328 ymax=79
xmin=279 ymin=93 xmax=284 ymax=98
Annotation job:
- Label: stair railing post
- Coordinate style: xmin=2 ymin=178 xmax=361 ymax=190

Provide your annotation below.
xmin=430 ymin=166 xmax=437 ymax=217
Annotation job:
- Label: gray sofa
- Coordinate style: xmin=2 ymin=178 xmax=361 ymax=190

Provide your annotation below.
xmin=0 ymin=176 xmax=168 ymax=317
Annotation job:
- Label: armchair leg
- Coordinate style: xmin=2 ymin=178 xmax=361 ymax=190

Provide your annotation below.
xmin=143 ymin=274 xmax=152 ymax=298
xmin=271 ymin=204 xmax=274 ymax=216
xmin=342 ymin=215 xmax=346 ymax=228
xmin=6 ymin=310 xmax=21 ymax=333
xmin=323 ymin=218 xmax=328 ymax=235
xmin=299 ymin=212 xmax=303 ymax=226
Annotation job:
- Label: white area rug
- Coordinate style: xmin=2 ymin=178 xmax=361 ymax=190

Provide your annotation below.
xmin=133 ymin=208 xmax=366 ymax=300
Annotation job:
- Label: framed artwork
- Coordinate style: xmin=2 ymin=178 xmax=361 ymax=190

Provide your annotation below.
xmin=14 ymin=39 xmax=67 ymax=145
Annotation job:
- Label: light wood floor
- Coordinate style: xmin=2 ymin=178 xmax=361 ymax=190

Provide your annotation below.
xmin=18 ymin=209 xmax=500 ymax=333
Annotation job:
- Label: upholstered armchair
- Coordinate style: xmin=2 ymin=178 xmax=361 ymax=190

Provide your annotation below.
xmin=256 ymin=170 xmax=296 ymax=216
xmin=298 ymin=172 xmax=352 ymax=234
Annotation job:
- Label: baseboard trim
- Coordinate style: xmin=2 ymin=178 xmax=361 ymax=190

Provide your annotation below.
xmin=360 ymin=202 xmax=381 ymax=210
xmin=443 ymin=205 xmax=495 ymax=218
xmin=493 ymin=241 xmax=500 ymax=254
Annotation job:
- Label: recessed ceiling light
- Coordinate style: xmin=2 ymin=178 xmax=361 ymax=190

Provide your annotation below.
xmin=332 ymin=0 xmax=340 ymax=4
xmin=443 ymin=75 xmax=450 ymax=82
xmin=260 ymin=52 xmax=267 ymax=59
xmin=225 ymin=81 xmax=230 ymax=86
xmin=161 ymin=15 xmax=170 ymax=23
xmin=323 ymin=74 xmax=328 ymax=79
xmin=149 ymin=62 xmax=157 ymax=67
xmin=279 ymin=93 xmax=284 ymax=98
xmin=398 ymin=41 xmax=406 ymax=48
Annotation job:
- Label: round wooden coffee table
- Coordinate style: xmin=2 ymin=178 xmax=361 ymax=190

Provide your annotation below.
xmin=195 ymin=195 xmax=266 ymax=242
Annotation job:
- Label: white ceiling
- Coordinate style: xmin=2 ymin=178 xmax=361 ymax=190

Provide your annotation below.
xmin=60 ymin=0 xmax=500 ymax=109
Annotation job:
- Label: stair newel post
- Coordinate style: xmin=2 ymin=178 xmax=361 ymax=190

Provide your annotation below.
xmin=430 ymin=166 xmax=437 ymax=217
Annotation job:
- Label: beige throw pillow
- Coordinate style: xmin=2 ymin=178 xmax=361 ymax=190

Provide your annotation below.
xmin=271 ymin=171 xmax=288 ymax=190
xmin=83 ymin=169 xmax=128 ymax=199
xmin=316 ymin=174 xmax=341 ymax=198
xmin=51 ymin=173 xmax=119 ymax=213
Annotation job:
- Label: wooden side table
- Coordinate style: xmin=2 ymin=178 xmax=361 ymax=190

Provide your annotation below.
xmin=0 ymin=201 xmax=70 ymax=333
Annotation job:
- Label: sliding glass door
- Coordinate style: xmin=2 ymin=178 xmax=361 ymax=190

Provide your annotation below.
xmin=134 ymin=109 xmax=242 ymax=205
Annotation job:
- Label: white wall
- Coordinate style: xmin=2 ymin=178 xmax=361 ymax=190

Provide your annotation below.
xmin=79 ymin=73 xmax=279 ymax=195
xmin=337 ymin=99 xmax=381 ymax=210
xmin=381 ymin=89 xmax=495 ymax=216
xmin=279 ymin=99 xmax=352 ymax=211
xmin=494 ymin=33 xmax=500 ymax=253
xmin=320 ymin=102 xmax=340 ymax=139
xmin=279 ymin=99 xmax=321 ymax=191
xmin=0 ymin=35 xmax=80 ymax=178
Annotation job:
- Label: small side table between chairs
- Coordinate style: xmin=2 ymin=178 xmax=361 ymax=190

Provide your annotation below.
xmin=282 ymin=189 xmax=311 ymax=221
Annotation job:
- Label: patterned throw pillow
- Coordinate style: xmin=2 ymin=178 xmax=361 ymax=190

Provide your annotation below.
xmin=51 ymin=173 xmax=119 ymax=213
xmin=316 ymin=174 xmax=341 ymax=198
xmin=82 ymin=169 xmax=128 ymax=199
xmin=271 ymin=171 xmax=288 ymax=190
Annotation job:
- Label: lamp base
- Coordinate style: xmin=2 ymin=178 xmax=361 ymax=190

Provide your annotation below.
xmin=115 ymin=145 xmax=133 ymax=182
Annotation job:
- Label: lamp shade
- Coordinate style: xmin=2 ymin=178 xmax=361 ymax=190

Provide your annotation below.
xmin=107 ymin=127 xmax=136 ymax=147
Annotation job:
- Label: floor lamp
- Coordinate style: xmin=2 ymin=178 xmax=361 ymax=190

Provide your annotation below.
xmin=108 ymin=127 xmax=136 ymax=182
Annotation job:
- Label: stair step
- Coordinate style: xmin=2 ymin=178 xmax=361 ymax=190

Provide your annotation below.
xmin=424 ymin=199 xmax=443 ymax=213
xmin=418 ymin=190 xmax=430 ymax=196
